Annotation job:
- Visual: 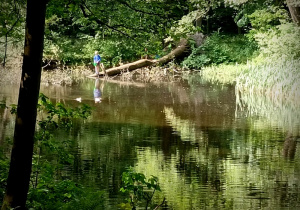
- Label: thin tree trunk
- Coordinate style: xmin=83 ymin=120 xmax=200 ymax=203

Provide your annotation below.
xmin=287 ymin=0 xmax=300 ymax=25
xmin=195 ymin=17 xmax=203 ymax=28
xmin=156 ymin=39 xmax=189 ymax=65
xmin=3 ymin=34 xmax=8 ymax=67
xmin=2 ymin=13 xmax=21 ymax=67
xmin=0 ymin=108 xmax=9 ymax=146
xmin=207 ymin=18 xmax=209 ymax=34
xmin=238 ymin=26 xmax=242 ymax=34
xmin=1 ymin=0 xmax=47 ymax=209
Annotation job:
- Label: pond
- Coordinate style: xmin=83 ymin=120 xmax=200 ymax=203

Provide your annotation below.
xmin=0 ymin=74 xmax=299 ymax=209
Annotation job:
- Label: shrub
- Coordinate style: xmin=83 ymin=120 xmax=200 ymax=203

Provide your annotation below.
xmin=182 ymin=33 xmax=257 ymax=69
xmin=246 ymin=6 xmax=289 ymax=40
xmin=247 ymin=6 xmax=289 ymax=32
xmin=0 ymin=152 xmax=9 ymax=202
xmin=120 ymin=168 xmax=164 ymax=210
xmin=254 ymin=23 xmax=300 ymax=61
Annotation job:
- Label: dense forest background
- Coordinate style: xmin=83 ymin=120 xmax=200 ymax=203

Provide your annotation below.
xmin=1 ymin=0 xmax=299 ymax=69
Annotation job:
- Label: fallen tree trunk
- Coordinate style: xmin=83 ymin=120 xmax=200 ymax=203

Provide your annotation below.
xmin=156 ymin=39 xmax=189 ymax=65
xmin=104 ymin=59 xmax=155 ymax=76
xmin=90 ymin=39 xmax=189 ymax=77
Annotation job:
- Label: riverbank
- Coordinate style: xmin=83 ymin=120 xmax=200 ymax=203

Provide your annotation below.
xmin=0 ymin=61 xmax=184 ymax=86
xmin=0 ymin=64 xmax=92 ymax=85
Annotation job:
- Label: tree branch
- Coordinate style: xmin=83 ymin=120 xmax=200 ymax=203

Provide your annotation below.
xmin=118 ymin=0 xmax=165 ymax=17
xmin=79 ymin=2 xmax=145 ymax=48
xmin=154 ymin=197 xmax=166 ymax=210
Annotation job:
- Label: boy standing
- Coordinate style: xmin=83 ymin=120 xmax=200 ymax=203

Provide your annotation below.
xmin=93 ymin=51 xmax=101 ymax=75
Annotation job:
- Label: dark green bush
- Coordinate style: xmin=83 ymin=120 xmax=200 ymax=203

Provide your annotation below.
xmin=182 ymin=33 xmax=258 ymax=69
xmin=0 ymin=152 xmax=9 ymax=202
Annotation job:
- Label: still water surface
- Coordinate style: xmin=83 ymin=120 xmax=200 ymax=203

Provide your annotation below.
xmin=0 ymin=74 xmax=299 ymax=209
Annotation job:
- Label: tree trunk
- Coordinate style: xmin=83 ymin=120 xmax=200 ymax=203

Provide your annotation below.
xmin=0 ymin=108 xmax=9 ymax=146
xmin=1 ymin=0 xmax=47 ymax=209
xmin=238 ymin=26 xmax=242 ymax=34
xmin=3 ymin=34 xmax=8 ymax=67
xmin=156 ymin=39 xmax=189 ymax=65
xmin=287 ymin=0 xmax=300 ymax=25
xmin=90 ymin=59 xmax=155 ymax=77
xmin=195 ymin=17 xmax=203 ymax=28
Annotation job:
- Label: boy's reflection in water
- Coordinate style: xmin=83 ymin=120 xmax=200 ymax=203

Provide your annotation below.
xmin=94 ymin=78 xmax=103 ymax=103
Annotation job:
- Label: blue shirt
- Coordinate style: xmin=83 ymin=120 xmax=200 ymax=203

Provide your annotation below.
xmin=94 ymin=55 xmax=101 ymax=63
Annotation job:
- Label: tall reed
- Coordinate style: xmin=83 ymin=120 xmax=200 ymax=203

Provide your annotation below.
xmin=201 ymin=63 xmax=248 ymax=84
xmin=236 ymin=59 xmax=300 ymax=106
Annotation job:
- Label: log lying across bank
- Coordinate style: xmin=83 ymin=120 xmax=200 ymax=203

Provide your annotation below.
xmin=88 ymin=39 xmax=189 ymax=77
xmin=104 ymin=59 xmax=155 ymax=76
xmin=155 ymin=38 xmax=188 ymax=65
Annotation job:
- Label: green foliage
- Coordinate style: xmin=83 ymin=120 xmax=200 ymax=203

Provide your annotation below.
xmin=43 ymin=38 xmax=85 ymax=65
xmin=201 ymin=63 xmax=249 ymax=84
xmin=0 ymin=0 xmax=25 ymax=65
xmin=9 ymin=104 xmax=17 ymax=114
xmin=25 ymin=93 xmax=97 ymax=209
xmin=38 ymin=93 xmax=91 ymax=130
xmin=120 ymin=168 xmax=162 ymax=210
xmin=34 ymin=93 xmax=91 ymax=176
xmin=182 ymin=33 xmax=257 ymax=69
xmin=63 ymin=190 xmax=105 ymax=210
xmin=247 ymin=6 xmax=289 ymax=39
xmin=0 ymin=152 xmax=9 ymax=203
xmin=169 ymin=10 xmax=202 ymax=39
xmin=42 ymin=0 xmax=189 ymax=66
xmin=27 ymin=180 xmax=83 ymax=210
xmin=43 ymin=32 xmax=166 ymax=67
xmin=28 ymin=174 xmax=104 ymax=210
xmin=254 ymin=23 xmax=300 ymax=61
xmin=0 ymin=0 xmax=25 ymax=40
xmin=81 ymin=37 xmax=142 ymax=67
xmin=0 ymin=91 xmax=100 ymax=209
xmin=0 ymin=99 xmax=7 ymax=109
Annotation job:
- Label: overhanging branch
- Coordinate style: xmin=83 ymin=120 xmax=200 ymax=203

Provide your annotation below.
xmin=79 ymin=2 xmax=145 ymax=48
xmin=119 ymin=0 xmax=165 ymax=17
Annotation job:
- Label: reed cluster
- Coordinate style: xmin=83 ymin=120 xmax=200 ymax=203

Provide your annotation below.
xmin=236 ymin=86 xmax=300 ymax=132
xmin=200 ymin=63 xmax=248 ymax=84
xmin=41 ymin=66 xmax=91 ymax=85
xmin=236 ymin=59 xmax=300 ymax=106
